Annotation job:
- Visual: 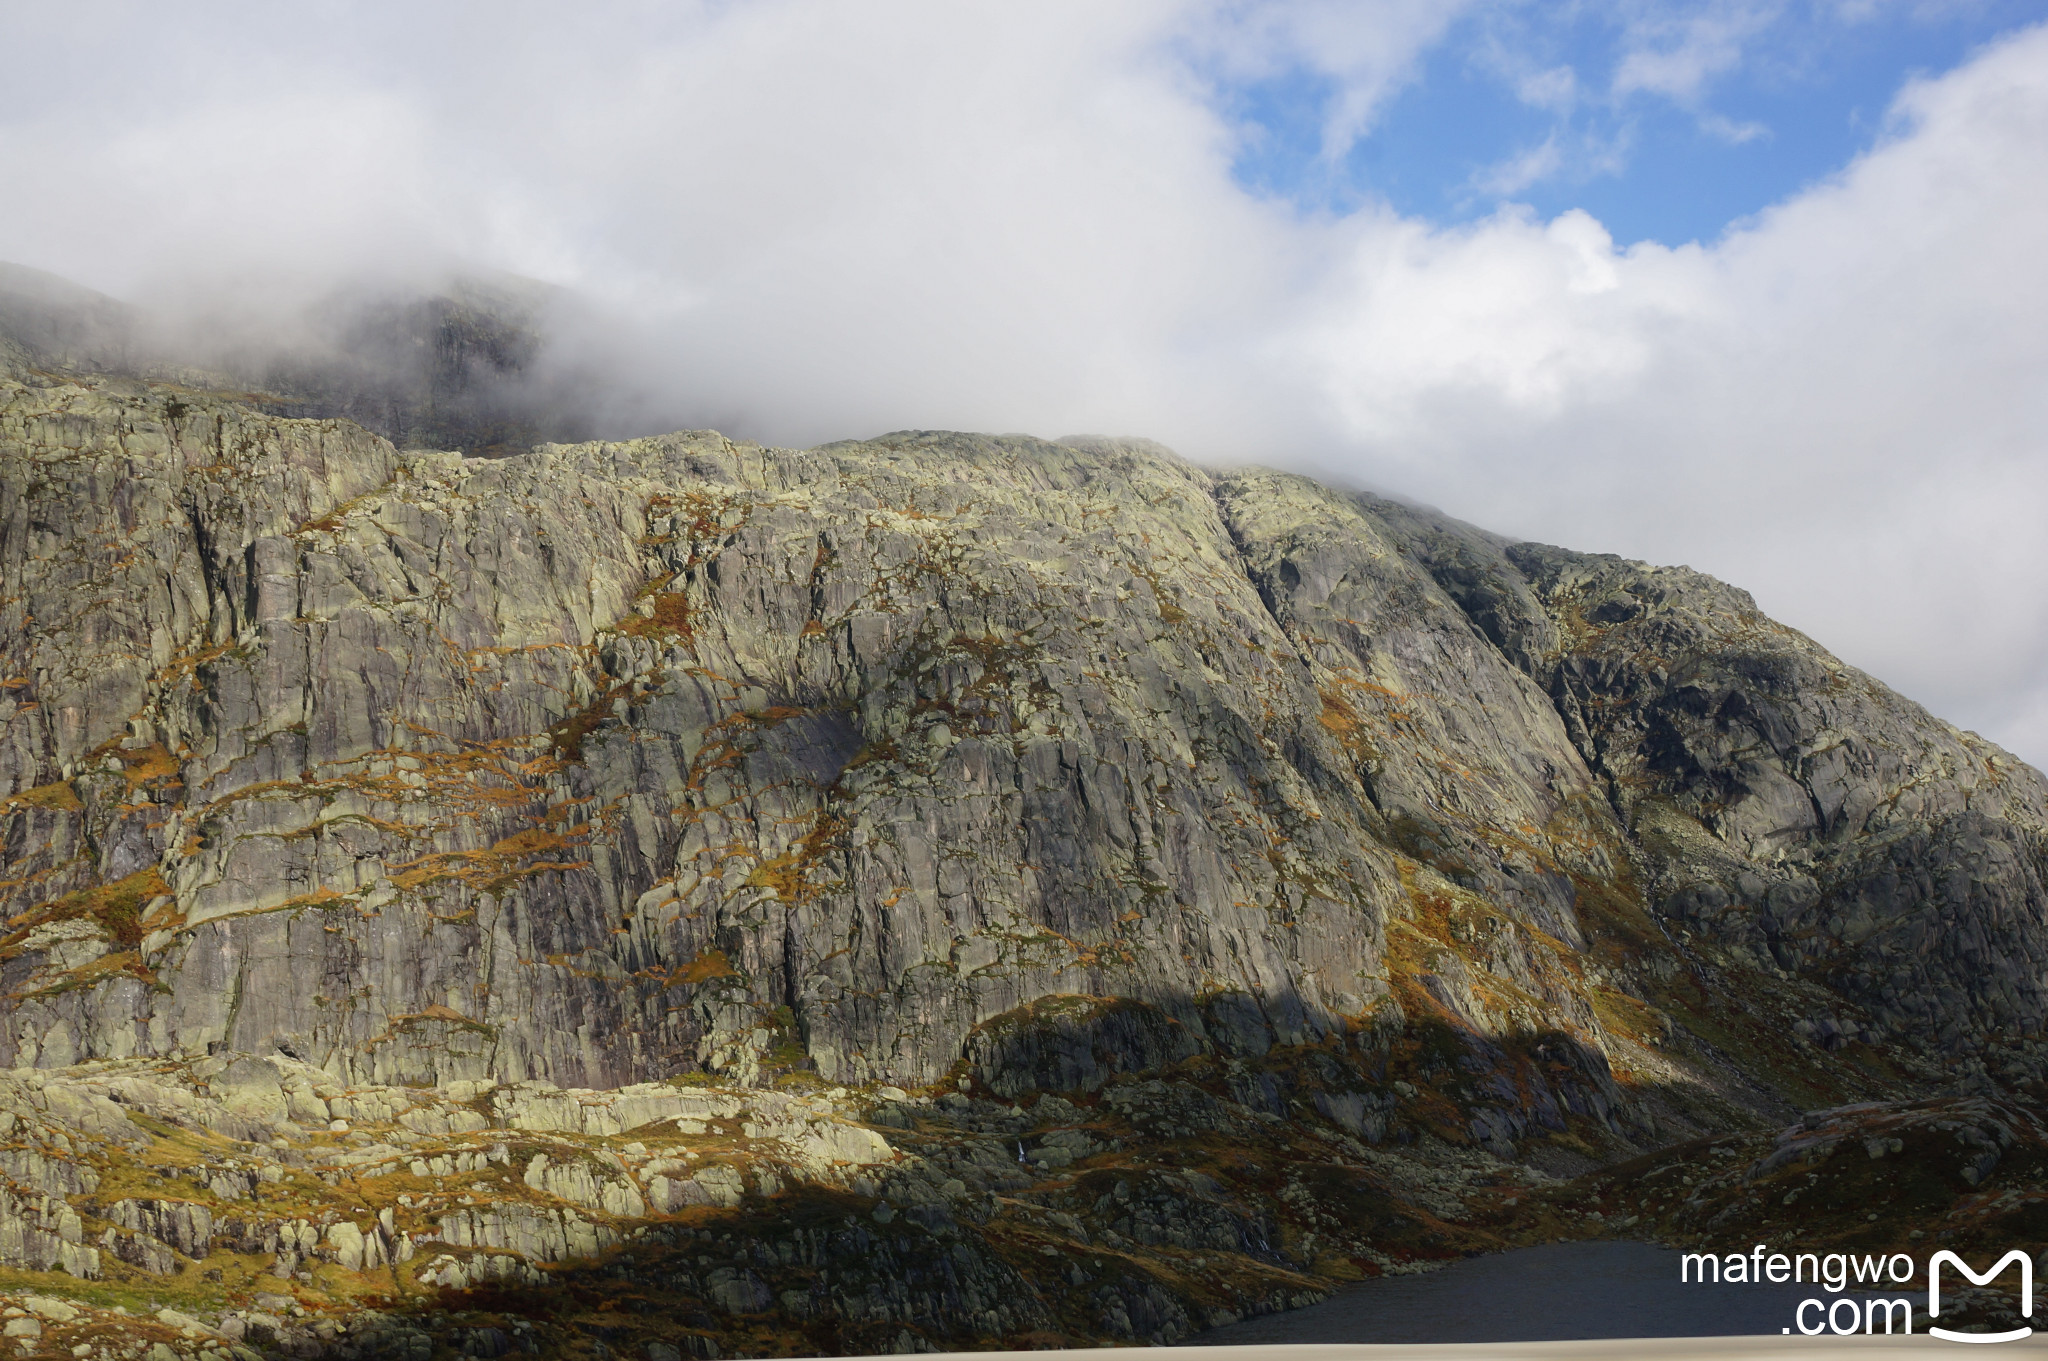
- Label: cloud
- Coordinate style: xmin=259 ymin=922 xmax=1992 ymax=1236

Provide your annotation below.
xmin=1469 ymin=138 xmax=1569 ymax=198
xmin=1514 ymin=65 xmax=1580 ymax=113
xmin=1 ymin=3 xmax=2045 ymax=762
xmin=1697 ymin=111 xmax=1771 ymax=143
xmin=1609 ymin=0 xmax=1785 ymax=104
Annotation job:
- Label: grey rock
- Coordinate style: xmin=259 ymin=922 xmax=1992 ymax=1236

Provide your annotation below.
xmin=108 ymin=1197 xmax=214 ymax=1258
xmin=0 ymin=1186 xmax=98 ymax=1277
xmin=434 ymin=1203 xmax=617 ymax=1263
xmin=0 ymin=1147 xmax=99 ymax=1197
xmin=1 ymin=389 xmax=1410 ymax=1091
xmin=212 ymin=1057 xmax=288 ymax=1122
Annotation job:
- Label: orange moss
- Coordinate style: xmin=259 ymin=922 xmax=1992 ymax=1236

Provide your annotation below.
xmin=489 ymin=827 xmax=581 ymax=857
xmin=742 ymin=817 xmax=844 ymax=905
xmin=2 ymin=866 xmax=171 ymax=954
xmin=116 ymin=742 xmax=182 ymax=790
xmin=1 ymin=781 xmax=81 ymax=813
xmin=44 ymin=949 xmax=160 ymax=993
xmin=154 ymin=639 xmax=239 ymax=685
xmin=390 ymin=845 xmax=590 ymax=896
xmin=1316 ymin=686 xmax=1380 ymax=767
xmin=548 ymin=685 xmax=626 ymax=762
xmin=1128 ymin=561 xmax=1188 ymax=624
xmin=618 ymin=593 xmax=693 ymax=641
xmin=677 ymin=949 xmax=741 ymax=985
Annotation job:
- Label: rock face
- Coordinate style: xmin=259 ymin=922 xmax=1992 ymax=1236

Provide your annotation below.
xmin=4 ymin=354 xmax=2047 ymax=1105
xmin=1395 ymin=515 xmax=2048 ymax=1071
xmin=3 ymin=325 xmax=2047 ymax=1355
xmin=0 ymin=1057 xmax=1368 ymax=1357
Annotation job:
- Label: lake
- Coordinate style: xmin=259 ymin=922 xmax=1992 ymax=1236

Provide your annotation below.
xmin=1185 ymin=1242 xmax=1906 ymax=1346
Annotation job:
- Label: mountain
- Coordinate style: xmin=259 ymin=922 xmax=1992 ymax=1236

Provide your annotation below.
xmin=0 ymin=278 xmax=2042 ymax=1357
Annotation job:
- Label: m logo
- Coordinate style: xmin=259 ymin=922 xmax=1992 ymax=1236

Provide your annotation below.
xmin=1929 ymin=1249 xmax=2034 ymax=1344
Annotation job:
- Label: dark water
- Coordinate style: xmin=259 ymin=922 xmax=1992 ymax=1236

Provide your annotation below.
xmin=1187 ymin=1242 xmax=1907 ymax=1346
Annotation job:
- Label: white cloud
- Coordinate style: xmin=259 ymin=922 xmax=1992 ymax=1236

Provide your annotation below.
xmin=2 ymin=4 xmax=2045 ymax=762
xmin=1514 ymin=64 xmax=1580 ymax=113
xmin=1697 ymin=111 xmax=1771 ymax=143
xmin=1609 ymin=0 xmax=1785 ymax=103
xmin=1469 ymin=136 xmax=1567 ymax=197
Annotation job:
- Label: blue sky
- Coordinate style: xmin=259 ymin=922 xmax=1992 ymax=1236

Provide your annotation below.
xmin=1224 ymin=1 xmax=2048 ymax=245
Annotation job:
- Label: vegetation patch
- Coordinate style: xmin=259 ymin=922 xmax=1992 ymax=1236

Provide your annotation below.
xmin=617 ymin=590 xmax=693 ymax=641
xmin=113 ymin=742 xmax=182 ymax=790
xmin=676 ymin=949 xmax=742 ymax=985
xmin=2 ymin=866 xmax=171 ymax=955
xmin=0 ymin=780 xmax=80 ymax=813
xmin=387 ymin=1003 xmax=496 ymax=1038
xmin=547 ymin=683 xmax=626 ymax=763
xmin=743 ymin=815 xmax=845 ymax=905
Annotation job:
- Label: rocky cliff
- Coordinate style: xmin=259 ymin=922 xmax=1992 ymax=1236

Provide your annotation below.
xmin=2 ymin=339 xmax=2044 ymax=1357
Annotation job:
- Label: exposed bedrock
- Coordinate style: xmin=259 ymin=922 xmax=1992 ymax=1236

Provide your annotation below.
xmin=4 ymin=362 xmax=2046 ymax=1115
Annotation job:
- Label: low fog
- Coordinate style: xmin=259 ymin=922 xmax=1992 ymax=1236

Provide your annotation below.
xmin=3 ymin=4 xmax=2046 ymax=764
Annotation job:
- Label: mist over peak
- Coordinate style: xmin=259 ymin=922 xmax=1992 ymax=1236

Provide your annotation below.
xmin=0 ymin=261 xmax=142 ymax=374
xmin=0 ymin=263 xmax=674 ymax=457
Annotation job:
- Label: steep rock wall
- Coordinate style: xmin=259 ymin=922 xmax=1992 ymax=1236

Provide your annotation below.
xmin=4 ymin=364 xmax=2045 ymax=1111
